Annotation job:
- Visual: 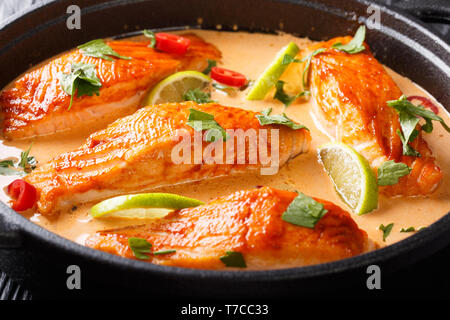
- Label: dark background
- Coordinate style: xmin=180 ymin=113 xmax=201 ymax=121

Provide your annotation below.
xmin=0 ymin=0 xmax=449 ymax=301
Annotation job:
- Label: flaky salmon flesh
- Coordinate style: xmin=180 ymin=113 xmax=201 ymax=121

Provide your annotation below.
xmin=301 ymin=37 xmax=442 ymax=196
xmin=86 ymin=187 xmax=375 ymax=269
xmin=24 ymin=102 xmax=310 ymax=216
xmin=0 ymin=34 xmax=221 ymax=139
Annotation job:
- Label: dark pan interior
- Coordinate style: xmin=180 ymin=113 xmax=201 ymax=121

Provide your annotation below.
xmin=0 ymin=0 xmax=449 ymax=299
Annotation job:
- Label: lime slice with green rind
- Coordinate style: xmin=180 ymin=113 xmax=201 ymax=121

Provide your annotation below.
xmin=246 ymin=42 xmax=300 ymax=100
xmin=144 ymin=71 xmax=211 ymax=106
xmin=90 ymin=193 xmax=204 ymax=219
xmin=318 ymin=142 xmax=378 ymax=215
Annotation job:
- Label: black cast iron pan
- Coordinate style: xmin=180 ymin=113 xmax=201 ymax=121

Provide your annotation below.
xmin=0 ymin=0 xmax=449 ymax=300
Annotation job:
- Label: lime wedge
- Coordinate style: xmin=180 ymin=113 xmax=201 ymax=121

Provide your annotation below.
xmin=90 ymin=193 xmax=204 ymax=219
xmin=144 ymin=71 xmax=211 ymax=105
xmin=318 ymin=143 xmax=378 ymax=215
xmin=246 ymin=42 xmax=299 ymax=100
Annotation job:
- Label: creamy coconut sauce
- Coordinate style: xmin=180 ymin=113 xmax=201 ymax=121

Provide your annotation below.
xmin=1 ymin=30 xmax=450 ymax=251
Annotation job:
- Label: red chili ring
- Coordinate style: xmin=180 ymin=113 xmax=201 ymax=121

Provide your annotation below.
xmin=155 ymin=33 xmax=191 ymax=55
xmin=407 ymin=96 xmax=439 ymax=114
xmin=7 ymin=179 xmax=37 ymax=211
xmin=210 ymin=67 xmax=247 ymax=87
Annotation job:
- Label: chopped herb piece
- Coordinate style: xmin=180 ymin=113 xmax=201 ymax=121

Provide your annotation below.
xmin=59 ymin=63 xmax=102 ymax=110
xmin=332 ymin=25 xmax=366 ymax=54
xmin=183 ymin=88 xmax=214 ymax=104
xmin=273 ymin=80 xmax=309 ymax=106
xmin=128 ymin=237 xmax=152 ymax=260
xmin=18 ymin=144 xmax=37 ymax=173
xmin=388 ymin=95 xmax=450 ymax=156
xmin=0 ymin=160 xmax=18 ymax=176
xmin=220 ymin=251 xmax=246 ymax=268
xmin=256 ymin=108 xmax=308 ymax=130
xmin=379 ymin=223 xmax=394 ymax=242
xmin=377 ymin=160 xmax=412 ymax=186
xmin=212 ymin=82 xmax=237 ymax=95
xmin=202 ymin=59 xmax=217 ymax=74
xmin=0 ymin=160 xmax=14 ymax=167
xmin=281 ymin=54 xmax=300 ymax=66
xmin=78 ymin=39 xmax=131 ymax=61
xmin=143 ymin=29 xmax=156 ymax=48
xmin=400 ymin=227 xmax=415 ymax=233
xmin=153 ymin=249 xmax=177 ymax=255
xmin=186 ymin=108 xmax=228 ymax=142
xmin=282 ymin=192 xmax=327 ymax=228
xmin=300 ymin=48 xmax=325 ymax=88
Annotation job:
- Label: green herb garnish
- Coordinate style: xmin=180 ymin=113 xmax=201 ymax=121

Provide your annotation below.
xmin=59 ymin=63 xmax=102 ymax=110
xmin=256 ymin=108 xmax=308 ymax=130
xmin=212 ymin=82 xmax=237 ymax=95
xmin=300 ymin=48 xmax=325 ymax=88
xmin=219 ymin=251 xmax=247 ymax=268
xmin=332 ymin=25 xmax=366 ymax=54
xmin=282 ymin=192 xmax=327 ymax=228
xmin=388 ymin=95 xmax=450 ymax=156
xmin=377 ymin=160 xmax=412 ymax=186
xmin=183 ymin=88 xmax=214 ymax=104
xmin=128 ymin=237 xmax=152 ymax=260
xmin=0 ymin=145 xmax=37 ymax=176
xmin=78 ymin=39 xmax=131 ymax=61
xmin=153 ymin=249 xmax=177 ymax=255
xmin=273 ymin=80 xmax=310 ymax=107
xmin=186 ymin=108 xmax=228 ymax=142
xmin=143 ymin=29 xmax=156 ymax=48
xmin=379 ymin=223 xmax=394 ymax=242
xmin=0 ymin=160 xmax=17 ymax=176
xmin=281 ymin=54 xmax=301 ymax=66
xmin=18 ymin=144 xmax=37 ymax=173
xmin=202 ymin=59 xmax=217 ymax=74
xmin=400 ymin=227 xmax=415 ymax=233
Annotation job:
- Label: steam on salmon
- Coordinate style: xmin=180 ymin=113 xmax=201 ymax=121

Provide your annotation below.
xmin=301 ymin=37 xmax=442 ymax=196
xmin=86 ymin=187 xmax=374 ymax=269
xmin=24 ymin=102 xmax=310 ymax=215
xmin=0 ymin=34 xmax=221 ymax=139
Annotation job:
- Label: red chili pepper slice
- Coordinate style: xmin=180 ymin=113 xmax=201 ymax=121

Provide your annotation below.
xmin=155 ymin=33 xmax=190 ymax=55
xmin=7 ymin=179 xmax=37 ymax=211
xmin=407 ymin=96 xmax=439 ymax=115
xmin=211 ymin=67 xmax=247 ymax=87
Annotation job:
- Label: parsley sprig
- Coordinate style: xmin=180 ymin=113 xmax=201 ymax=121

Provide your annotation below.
xmin=59 ymin=63 xmax=102 ymax=110
xmin=332 ymin=25 xmax=366 ymax=54
xmin=282 ymin=193 xmax=327 ymax=228
xmin=387 ymin=95 xmax=450 ymax=156
xmin=183 ymin=89 xmax=214 ymax=104
xmin=78 ymin=39 xmax=131 ymax=61
xmin=186 ymin=108 xmax=228 ymax=142
xmin=379 ymin=223 xmax=394 ymax=242
xmin=256 ymin=108 xmax=308 ymax=130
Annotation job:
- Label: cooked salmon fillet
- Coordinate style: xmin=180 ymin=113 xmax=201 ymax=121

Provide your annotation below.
xmin=86 ymin=187 xmax=374 ymax=269
xmin=24 ymin=102 xmax=310 ymax=215
xmin=0 ymin=34 xmax=221 ymax=139
xmin=302 ymin=37 xmax=442 ymax=196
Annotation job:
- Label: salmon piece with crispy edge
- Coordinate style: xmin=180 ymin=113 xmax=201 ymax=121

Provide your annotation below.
xmin=301 ymin=36 xmax=442 ymax=196
xmin=0 ymin=34 xmax=221 ymax=139
xmin=86 ymin=187 xmax=375 ymax=269
xmin=24 ymin=102 xmax=310 ymax=215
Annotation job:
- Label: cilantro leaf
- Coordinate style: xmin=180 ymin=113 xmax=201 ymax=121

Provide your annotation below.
xmin=281 ymin=54 xmax=300 ymax=66
xmin=377 ymin=160 xmax=412 ymax=186
xmin=59 ymin=63 xmax=102 ymax=110
xmin=282 ymin=193 xmax=327 ymax=228
xmin=273 ymin=80 xmax=310 ymax=106
xmin=388 ymin=95 xmax=450 ymax=156
xmin=332 ymin=25 xmax=366 ymax=54
xmin=186 ymin=108 xmax=228 ymax=142
xmin=128 ymin=237 xmax=152 ymax=260
xmin=18 ymin=144 xmax=37 ymax=173
xmin=379 ymin=223 xmax=394 ymax=242
xmin=202 ymin=59 xmax=217 ymax=74
xmin=300 ymin=48 xmax=325 ymax=88
xmin=400 ymin=227 xmax=415 ymax=233
xmin=183 ymin=88 xmax=214 ymax=104
xmin=0 ymin=144 xmax=37 ymax=176
xmin=143 ymin=29 xmax=156 ymax=48
xmin=78 ymin=39 xmax=131 ymax=61
xmin=219 ymin=251 xmax=247 ymax=268
xmin=256 ymin=108 xmax=308 ymax=130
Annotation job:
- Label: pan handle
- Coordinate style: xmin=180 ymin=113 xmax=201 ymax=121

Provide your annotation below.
xmin=388 ymin=0 xmax=450 ymax=23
